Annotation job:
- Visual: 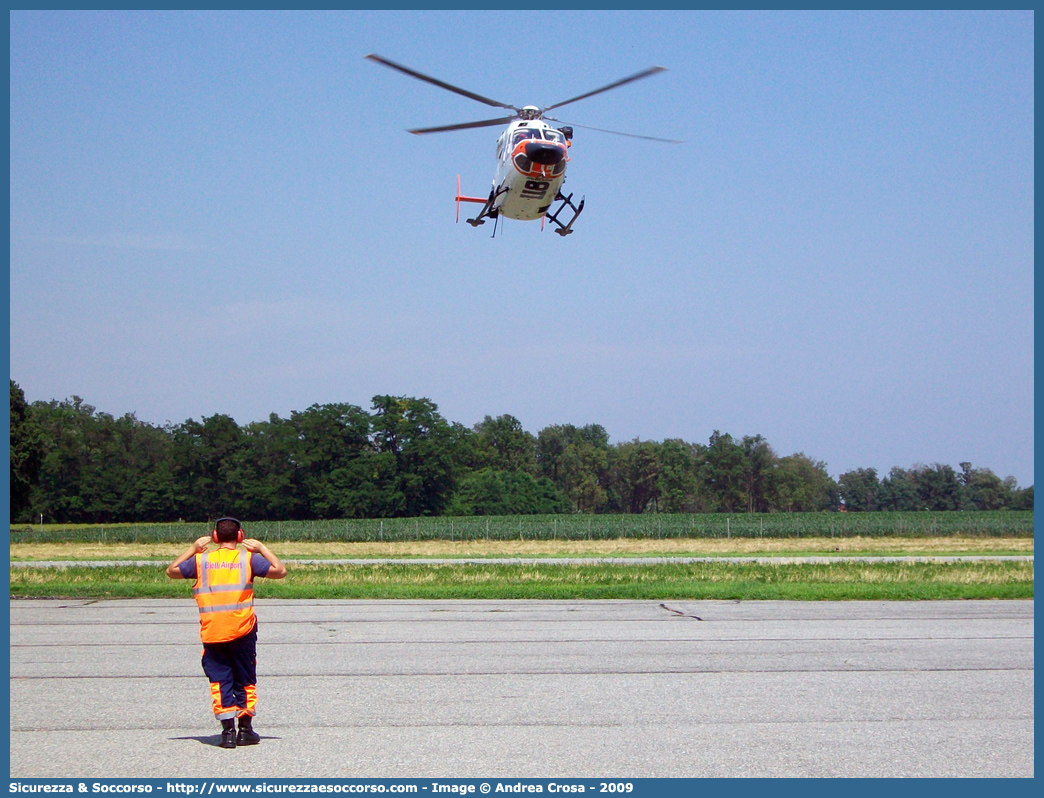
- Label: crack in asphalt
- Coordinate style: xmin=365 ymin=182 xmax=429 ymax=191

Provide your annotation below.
xmin=660 ymin=602 xmax=703 ymax=621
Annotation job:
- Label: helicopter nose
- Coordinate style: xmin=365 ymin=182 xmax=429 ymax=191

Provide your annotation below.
xmin=524 ymin=141 xmax=566 ymax=165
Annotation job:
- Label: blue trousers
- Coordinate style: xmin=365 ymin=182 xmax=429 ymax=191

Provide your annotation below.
xmin=201 ymin=623 xmax=258 ymax=720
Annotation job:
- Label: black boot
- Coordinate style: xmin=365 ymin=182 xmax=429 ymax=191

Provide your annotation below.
xmin=237 ymin=715 xmax=260 ymax=746
xmin=219 ymin=719 xmax=236 ymax=749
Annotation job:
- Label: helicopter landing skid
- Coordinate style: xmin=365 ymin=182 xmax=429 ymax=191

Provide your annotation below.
xmin=545 ymin=191 xmax=585 ymax=236
xmin=461 ymin=184 xmax=508 ymax=233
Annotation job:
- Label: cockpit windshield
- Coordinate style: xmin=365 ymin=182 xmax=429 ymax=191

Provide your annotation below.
xmin=512 ymin=128 xmax=566 ymax=146
xmin=512 ymin=129 xmax=544 ymax=146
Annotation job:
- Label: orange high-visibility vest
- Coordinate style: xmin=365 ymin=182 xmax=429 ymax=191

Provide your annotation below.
xmin=193 ymin=548 xmax=255 ymax=644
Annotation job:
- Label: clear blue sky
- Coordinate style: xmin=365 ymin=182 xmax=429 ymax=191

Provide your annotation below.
xmin=9 ymin=10 xmax=1035 ymax=487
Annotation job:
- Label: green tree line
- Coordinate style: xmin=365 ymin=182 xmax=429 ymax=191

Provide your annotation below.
xmin=9 ymin=381 xmax=1034 ymax=524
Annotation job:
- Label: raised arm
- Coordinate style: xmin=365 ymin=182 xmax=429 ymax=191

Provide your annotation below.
xmin=166 ymin=536 xmax=211 ymax=579
xmin=242 ymin=539 xmax=288 ymax=579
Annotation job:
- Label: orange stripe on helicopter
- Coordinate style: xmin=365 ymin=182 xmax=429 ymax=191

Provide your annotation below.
xmin=510 ymin=140 xmax=568 ymax=179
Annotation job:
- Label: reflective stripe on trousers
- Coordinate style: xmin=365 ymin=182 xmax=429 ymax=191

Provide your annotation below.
xmin=201 ymin=623 xmax=258 ymax=719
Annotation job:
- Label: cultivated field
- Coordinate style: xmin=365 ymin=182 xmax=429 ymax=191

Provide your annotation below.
xmin=9 ymin=509 xmax=1035 ymax=544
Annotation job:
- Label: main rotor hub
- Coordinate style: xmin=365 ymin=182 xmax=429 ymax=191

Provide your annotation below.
xmin=519 ymin=105 xmax=542 ymax=120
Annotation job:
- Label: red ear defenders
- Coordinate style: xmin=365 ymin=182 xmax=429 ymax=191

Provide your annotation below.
xmin=212 ymin=517 xmax=245 ymax=544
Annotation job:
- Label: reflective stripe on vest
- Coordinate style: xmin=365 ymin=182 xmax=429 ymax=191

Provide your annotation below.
xmin=193 ymin=549 xmax=255 ymax=643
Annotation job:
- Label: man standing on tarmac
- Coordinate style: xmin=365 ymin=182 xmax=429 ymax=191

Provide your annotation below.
xmin=166 ymin=517 xmax=287 ymax=748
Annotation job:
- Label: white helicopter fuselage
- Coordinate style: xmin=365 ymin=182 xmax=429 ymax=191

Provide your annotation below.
xmin=491 ymin=119 xmax=570 ymax=221
xmin=368 ymin=54 xmax=671 ymax=235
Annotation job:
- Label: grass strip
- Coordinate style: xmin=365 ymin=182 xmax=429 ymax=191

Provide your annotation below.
xmin=9 ymin=535 xmax=1034 ymax=562
xmin=9 ymin=561 xmax=1034 ymax=601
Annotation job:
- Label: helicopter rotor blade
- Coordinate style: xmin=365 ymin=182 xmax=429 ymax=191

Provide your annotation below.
xmin=409 ymin=116 xmax=520 ymax=135
xmin=366 ymin=54 xmax=517 ymax=112
xmin=542 ymin=66 xmax=667 ymax=113
xmin=545 ymin=118 xmax=683 ymax=144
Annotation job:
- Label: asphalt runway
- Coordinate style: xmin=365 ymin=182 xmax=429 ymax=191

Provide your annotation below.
xmin=9 ymin=598 xmax=1034 ymax=778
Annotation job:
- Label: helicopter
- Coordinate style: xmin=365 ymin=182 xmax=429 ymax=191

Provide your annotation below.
xmin=366 ymin=54 xmax=679 ymax=236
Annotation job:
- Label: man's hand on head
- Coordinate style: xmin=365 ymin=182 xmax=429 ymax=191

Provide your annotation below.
xmin=241 ymin=538 xmax=287 ymax=578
